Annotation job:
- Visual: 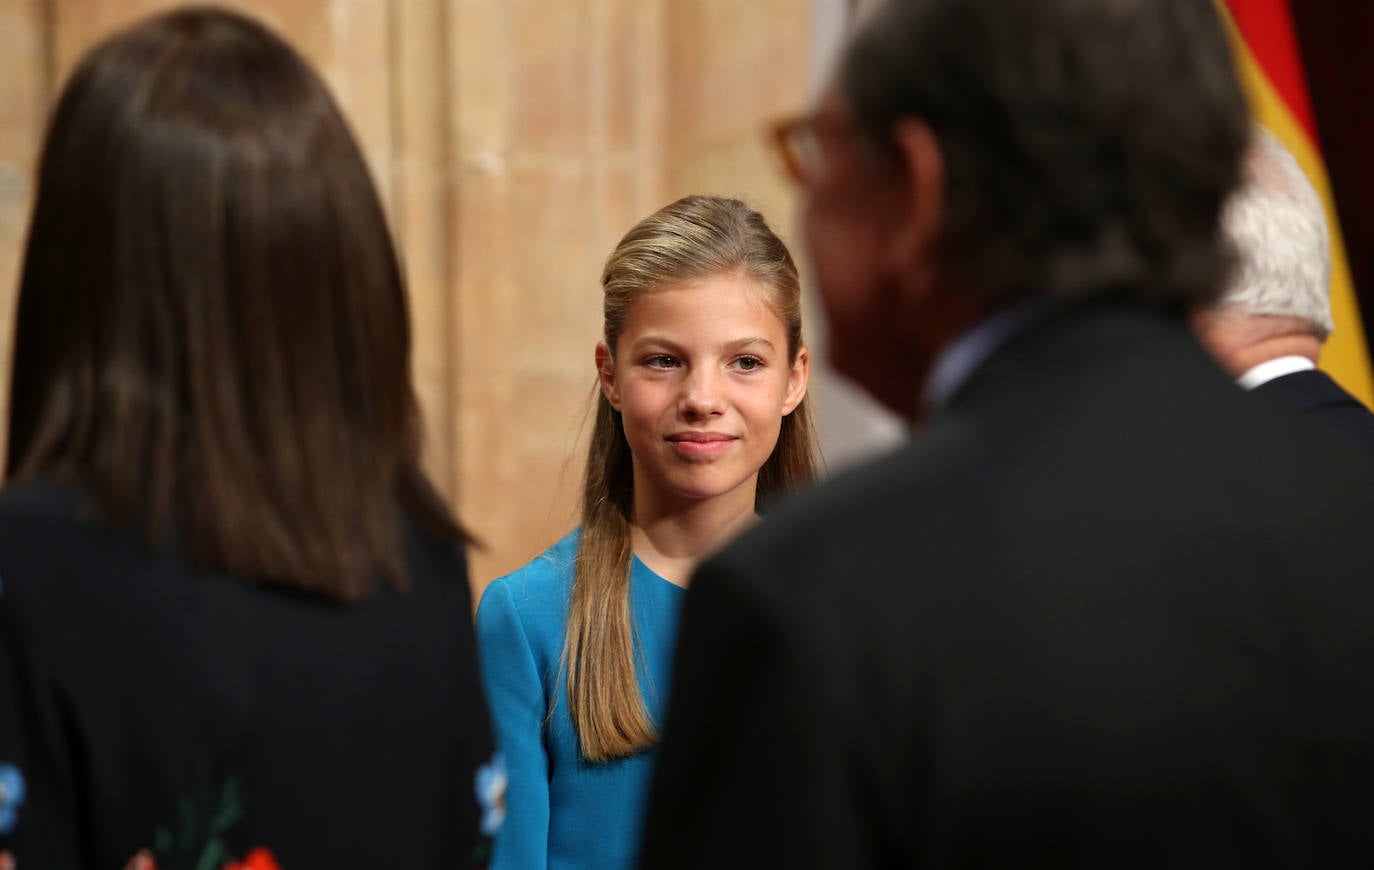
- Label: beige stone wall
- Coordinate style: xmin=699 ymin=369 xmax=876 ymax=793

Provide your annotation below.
xmin=0 ymin=0 xmax=812 ymax=591
xmin=0 ymin=1 xmax=50 ymax=441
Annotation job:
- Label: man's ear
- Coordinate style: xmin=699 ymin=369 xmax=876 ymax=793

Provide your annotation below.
xmin=595 ymin=341 xmax=620 ymax=410
xmin=882 ymin=118 xmax=945 ymax=287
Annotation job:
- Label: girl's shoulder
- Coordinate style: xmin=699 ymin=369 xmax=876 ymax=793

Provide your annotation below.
xmin=478 ymin=528 xmax=581 ymax=619
xmin=475 ymin=529 xmax=581 ymax=663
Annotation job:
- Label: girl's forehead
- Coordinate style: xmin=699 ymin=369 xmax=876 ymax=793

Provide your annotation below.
xmin=624 ymin=278 xmax=782 ymax=329
xmin=632 ymin=273 xmax=777 ymax=314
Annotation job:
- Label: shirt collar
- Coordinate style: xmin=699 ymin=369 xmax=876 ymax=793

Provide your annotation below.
xmin=1235 ymin=355 xmax=1316 ymax=391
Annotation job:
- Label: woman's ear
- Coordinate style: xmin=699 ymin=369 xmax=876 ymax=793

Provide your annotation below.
xmin=595 ymin=341 xmax=620 ymax=410
xmin=782 ymin=346 xmax=810 ymax=416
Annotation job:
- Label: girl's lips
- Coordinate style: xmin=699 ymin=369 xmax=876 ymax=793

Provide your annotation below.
xmin=667 ymin=433 xmax=737 ymax=456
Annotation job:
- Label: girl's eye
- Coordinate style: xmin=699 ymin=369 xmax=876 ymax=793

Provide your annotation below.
xmin=733 ymin=356 xmax=764 ymax=372
xmin=645 ymin=354 xmax=678 ymax=369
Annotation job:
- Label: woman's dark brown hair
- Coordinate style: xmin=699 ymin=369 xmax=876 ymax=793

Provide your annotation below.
xmin=7 ymin=6 xmax=461 ymax=600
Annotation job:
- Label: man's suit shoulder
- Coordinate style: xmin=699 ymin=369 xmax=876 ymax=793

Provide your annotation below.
xmin=709 ymin=418 xmax=978 ymax=591
xmin=1253 ymin=369 xmax=1374 ymax=456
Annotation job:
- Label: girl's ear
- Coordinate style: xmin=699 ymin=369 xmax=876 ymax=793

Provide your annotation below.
xmin=782 ymin=346 xmax=810 ymax=416
xmin=596 ymin=341 xmax=620 ymax=410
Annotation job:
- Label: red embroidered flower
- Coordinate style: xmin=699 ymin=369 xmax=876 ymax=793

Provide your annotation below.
xmin=221 ymin=847 xmax=280 ymax=870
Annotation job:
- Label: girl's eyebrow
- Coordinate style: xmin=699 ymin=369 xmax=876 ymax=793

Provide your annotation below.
xmin=628 ymin=335 xmax=686 ymax=354
xmin=628 ymin=336 xmax=777 ymax=353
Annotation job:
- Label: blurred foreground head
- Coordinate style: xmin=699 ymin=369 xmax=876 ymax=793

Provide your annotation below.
xmin=8 ymin=6 xmax=460 ymax=599
xmin=796 ymin=0 xmax=1250 ymax=416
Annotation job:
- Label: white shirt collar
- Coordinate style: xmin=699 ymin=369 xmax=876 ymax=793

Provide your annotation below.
xmin=1235 ymin=355 xmax=1316 ymax=391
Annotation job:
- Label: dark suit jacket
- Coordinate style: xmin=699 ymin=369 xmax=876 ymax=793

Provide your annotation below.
xmin=639 ymin=300 xmax=1374 ymax=868
xmin=0 ymin=479 xmax=496 ymax=869
xmin=1252 ymin=368 xmax=1374 ymax=455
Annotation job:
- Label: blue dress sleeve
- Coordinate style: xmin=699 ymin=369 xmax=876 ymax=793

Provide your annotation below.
xmin=475 ymin=577 xmax=551 ymax=870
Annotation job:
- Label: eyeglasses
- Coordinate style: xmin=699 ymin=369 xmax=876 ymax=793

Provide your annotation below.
xmin=769 ymin=114 xmax=827 ymax=187
xmin=768 ymin=110 xmax=867 ymax=187
xmin=769 ymin=110 xmax=899 ymax=188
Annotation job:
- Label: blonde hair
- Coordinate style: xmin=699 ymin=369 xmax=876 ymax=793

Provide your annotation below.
xmin=565 ymin=195 xmax=817 ymax=762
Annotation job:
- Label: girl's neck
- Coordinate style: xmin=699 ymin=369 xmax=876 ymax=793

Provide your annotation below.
xmin=629 ymin=482 xmax=759 ymax=588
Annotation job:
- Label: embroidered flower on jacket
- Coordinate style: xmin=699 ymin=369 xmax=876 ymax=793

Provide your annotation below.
xmin=474 ymin=752 xmax=508 ymax=837
xmin=0 ymin=764 xmax=25 ymax=835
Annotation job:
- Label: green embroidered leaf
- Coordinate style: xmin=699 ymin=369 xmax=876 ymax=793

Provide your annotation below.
xmin=209 ymin=778 xmax=243 ymax=834
xmin=194 ymin=838 xmax=228 ymax=870
xmin=150 ymin=769 xmax=248 ymax=870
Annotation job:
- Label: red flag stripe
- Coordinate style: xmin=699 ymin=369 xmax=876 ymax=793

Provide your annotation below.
xmin=1222 ymin=0 xmax=1319 ymax=144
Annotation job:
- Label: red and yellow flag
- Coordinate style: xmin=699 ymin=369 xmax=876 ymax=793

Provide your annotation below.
xmin=1216 ymin=0 xmax=1374 ymax=406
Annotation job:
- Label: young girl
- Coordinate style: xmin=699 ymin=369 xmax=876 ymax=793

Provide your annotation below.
xmin=476 ymin=195 xmax=817 ymax=869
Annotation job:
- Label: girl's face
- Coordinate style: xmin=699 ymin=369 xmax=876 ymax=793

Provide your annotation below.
xmin=598 ymin=271 xmax=809 ymax=515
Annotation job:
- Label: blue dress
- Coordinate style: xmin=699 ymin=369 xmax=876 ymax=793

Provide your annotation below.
xmin=476 ymin=529 xmax=686 ymax=870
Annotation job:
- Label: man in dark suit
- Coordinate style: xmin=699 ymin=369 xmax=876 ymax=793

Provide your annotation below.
xmin=638 ymin=1 xmax=1374 ymax=867
xmin=1193 ymin=126 xmax=1374 ymax=453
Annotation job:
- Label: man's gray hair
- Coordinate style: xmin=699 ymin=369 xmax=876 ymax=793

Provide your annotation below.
xmin=1217 ymin=125 xmax=1333 ymax=339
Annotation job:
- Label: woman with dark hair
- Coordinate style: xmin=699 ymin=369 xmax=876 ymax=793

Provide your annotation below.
xmin=0 ymin=8 xmax=499 ymax=868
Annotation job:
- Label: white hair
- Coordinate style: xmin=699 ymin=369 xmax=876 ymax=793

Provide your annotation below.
xmin=1217 ymin=125 xmax=1333 ymax=339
